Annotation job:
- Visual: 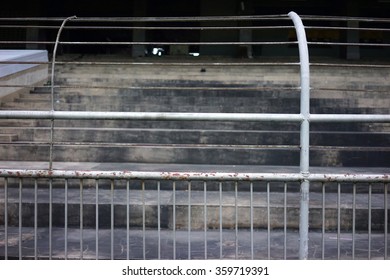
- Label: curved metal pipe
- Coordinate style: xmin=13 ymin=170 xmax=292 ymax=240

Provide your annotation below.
xmin=288 ymin=11 xmax=311 ymax=260
xmin=49 ymin=15 xmax=77 ymax=170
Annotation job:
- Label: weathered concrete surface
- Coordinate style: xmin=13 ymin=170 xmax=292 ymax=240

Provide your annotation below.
xmin=0 ymin=50 xmax=48 ymax=100
xmin=0 ymin=56 xmax=389 ymax=166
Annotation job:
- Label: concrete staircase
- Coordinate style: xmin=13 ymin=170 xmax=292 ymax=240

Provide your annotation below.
xmin=0 ymin=58 xmax=389 ymax=167
xmin=0 ymin=55 xmax=389 ymax=259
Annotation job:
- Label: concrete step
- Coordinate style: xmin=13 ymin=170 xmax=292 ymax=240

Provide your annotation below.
xmin=30 ymin=83 xmax=390 ymax=104
xmin=1 ymin=127 xmax=389 ymax=147
xmin=3 ymin=99 xmax=389 ymax=114
xmin=0 ymin=134 xmax=18 ymax=142
xmin=43 ymin=118 xmax=389 ymax=132
xmin=0 ymin=144 xmax=301 ymax=165
xmin=1 ymin=144 xmax=390 ymax=166
xmin=47 ymin=87 xmax=385 ymax=104
xmin=48 ymin=92 xmax=389 ymax=109
xmin=5 ymin=86 xmax=390 ymax=112
xmin=2 ymin=127 xmax=302 ymax=144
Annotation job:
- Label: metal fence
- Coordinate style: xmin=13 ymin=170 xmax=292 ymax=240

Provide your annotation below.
xmin=0 ymin=12 xmax=390 ymax=260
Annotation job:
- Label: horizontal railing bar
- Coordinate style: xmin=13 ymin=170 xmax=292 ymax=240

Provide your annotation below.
xmin=308 ymin=42 xmax=390 ymax=47
xmin=0 ymin=60 xmax=300 ymax=67
xmin=1 ymin=111 xmax=389 ymax=123
xmin=310 ymin=63 xmax=390 ymax=68
xmin=0 ymin=169 xmax=389 ymax=182
xmin=305 ymin=26 xmax=390 ymax=32
xmin=0 ymin=169 xmax=302 ymax=181
xmin=0 ymin=142 xmax=301 ymax=150
xmin=59 ymin=41 xmax=297 ymax=46
xmin=2 ymin=24 xmax=390 ymax=33
xmin=3 ymin=60 xmax=390 ymax=69
xmin=0 ymin=110 xmax=303 ymax=122
xmin=0 ymin=25 xmax=295 ymax=30
xmin=0 ymin=40 xmax=297 ymax=46
xmin=0 ymin=84 xmax=302 ymax=91
xmin=54 ymin=61 xmax=301 ymax=67
xmin=301 ymin=15 xmax=390 ymax=23
xmin=309 ymin=173 xmax=390 ymax=182
xmin=3 ymin=40 xmax=390 ymax=47
xmin=313 ymin=87 xmax=390 ymax=93
xmin=2 ymin=14 xmax=390 ymax=23
xmin=310 ymin=114 xmax=390 ymax=122
xmin=0 ymin=15 xmax=290 ymax=22
xmin=73 ymin=15 xmax=290 ymax=22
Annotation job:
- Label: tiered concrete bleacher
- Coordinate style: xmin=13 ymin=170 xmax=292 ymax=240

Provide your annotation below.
xmin=0 ymin=55 xmax=389 ymax=259
xmin=1 ymin=56 xmax=389 ymax=167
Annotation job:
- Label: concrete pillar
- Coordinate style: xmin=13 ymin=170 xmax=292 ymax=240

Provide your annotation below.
xmin=132 ymin=0 xmax=147 ymax=57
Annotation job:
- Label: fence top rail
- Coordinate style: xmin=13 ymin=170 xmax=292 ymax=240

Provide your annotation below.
xmin=1 ymin=110 xmax=390 ymax=123
xmin=1 ymin=14 xmax=390 ymax=23
xmin=0 ymin=110 xmax=304 ymax=122
xmin=0 ymin=15 xmax=289 ymax=23
xmin=0 ymin=169 xmax=389 ymax=182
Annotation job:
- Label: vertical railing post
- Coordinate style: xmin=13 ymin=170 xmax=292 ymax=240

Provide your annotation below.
xmin=49 ymin=15 xmax=77 ymax=170
xmin=288 ymin=11 xmax=310 ymax=260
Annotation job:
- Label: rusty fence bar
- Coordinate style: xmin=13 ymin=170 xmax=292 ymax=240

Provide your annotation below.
xmin=1 ymin=169 xmax=390 ymax=182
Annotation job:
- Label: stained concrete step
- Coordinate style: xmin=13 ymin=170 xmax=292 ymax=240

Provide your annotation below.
xmin=28 ymin=86 xmax=390 ymax=107
xmin=27 ymin=119 xmax=355 ymax=133
xmin=0 ymin=188 xmax=388 ymax=231
xmin=28 ymin=84 xmax=390 ymax=107
xmin=43 ymin=118 xmax=389 ymax=132
xmin=0 ymin=134 xmax=18 ymax=142
xmin=0 ymin=144 xmax=301 ymax=165
xmin=1 ymin=127 xmax=389 ymax=147
xmin=2 ymin=128 xmax=303 ymax=144
xmin=3 ymin=118 xmax=303 ymax=132
xmin=3 ymin=100 xmax=389 ymax=114
xmin=48 ymin=94 xmax=389 ymax=110
xmin=1 ymin=144 xmax=390 ymax=166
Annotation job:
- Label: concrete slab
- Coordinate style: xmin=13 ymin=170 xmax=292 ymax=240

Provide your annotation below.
xmin=0 ymin=50 xmax=48 ymax=99
xmin=0 ymin=50 xmax=48 ymax=78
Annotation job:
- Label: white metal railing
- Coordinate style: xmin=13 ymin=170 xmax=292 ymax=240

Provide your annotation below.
xmin=0 ymin=12 xmax=389 ymax=260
